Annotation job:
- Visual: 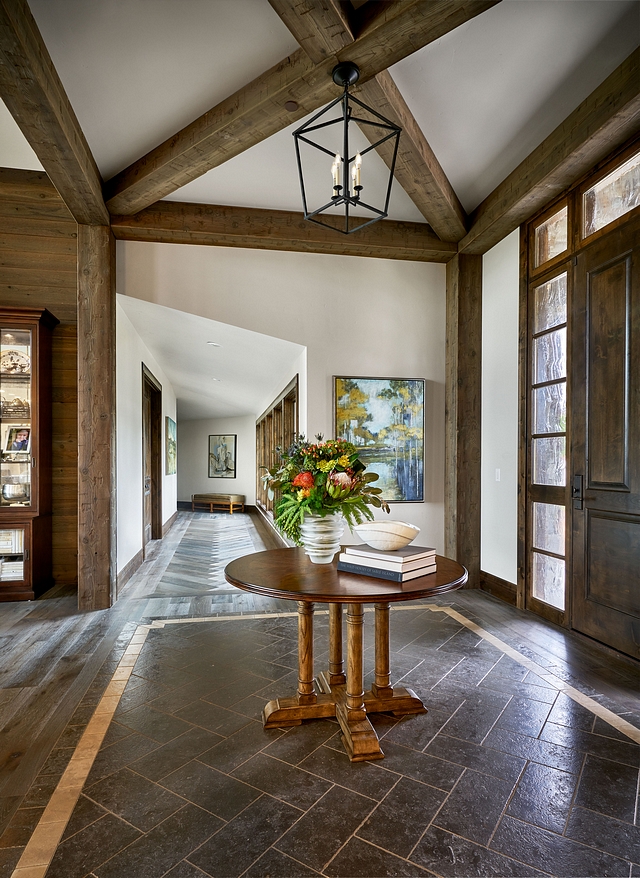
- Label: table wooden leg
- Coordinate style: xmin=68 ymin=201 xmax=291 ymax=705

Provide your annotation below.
xmin=317 ymin=603 xmax=346 ymax=694
xmin=372 ymin=602 xmax=393 ymax=699
xmin=364 ymin=603 xmax=427 ymax=718
xmin=297 ymin=600 xmax=316 ymax=705
xmin=336 ymin=603 xmax=383 ymax=761
xmin=263 ymin=601 xmax=334 ymax=728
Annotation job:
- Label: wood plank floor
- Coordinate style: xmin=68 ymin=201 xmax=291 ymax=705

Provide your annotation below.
xmin=0 ymin=511 xmax=639 ymax=877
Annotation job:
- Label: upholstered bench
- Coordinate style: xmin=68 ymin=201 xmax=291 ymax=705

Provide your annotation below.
xmin=191 ymin=493 xmax=245 ymax=514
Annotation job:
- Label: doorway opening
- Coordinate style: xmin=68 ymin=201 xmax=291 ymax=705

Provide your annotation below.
xmin=521 ymin=137 xmax=640 ymax=658
xmin=142 ymin=365 xmax=163 ymax=557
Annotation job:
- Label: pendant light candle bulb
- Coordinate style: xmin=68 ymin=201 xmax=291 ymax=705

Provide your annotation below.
xmin=355 ymin=153 xmax=362 ymax=187
xmin=332 ymin=154 xmax=340 ymax=189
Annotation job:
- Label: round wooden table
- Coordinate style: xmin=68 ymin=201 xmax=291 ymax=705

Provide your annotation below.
xmin=225 ymin=548 xmax=468 ymax=762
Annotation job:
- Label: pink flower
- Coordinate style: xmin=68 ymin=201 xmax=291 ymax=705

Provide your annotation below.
xmin=330 ymin=472 xmax=352 ymax=488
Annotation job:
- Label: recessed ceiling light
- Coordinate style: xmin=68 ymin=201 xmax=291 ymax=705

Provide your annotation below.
xmin=211 ymin=377 xmax=221 ymax=381
xmin=207 ymin=341 xmax=221 ymax=346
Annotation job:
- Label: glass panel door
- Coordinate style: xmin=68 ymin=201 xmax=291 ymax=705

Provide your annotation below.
xmin=527 ymin=267 xmax=568 ymax=615
xmin=0 ymin=327 xmax=33 ymax=508
xmin=0 ymin=527 xmax=25 ymax=581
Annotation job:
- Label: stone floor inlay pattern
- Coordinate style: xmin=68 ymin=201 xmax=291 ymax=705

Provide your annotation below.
xmin=13 ymin=606 xmax=640 ymax=878
xmin=2 ymin=513 xmax=639 ymax=878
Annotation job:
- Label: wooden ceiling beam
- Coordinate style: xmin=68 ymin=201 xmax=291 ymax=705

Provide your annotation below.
xmin=459 ymin=47 xmax=640 ymax=255
xmin=267 ymin=0 xmax=354 ymax=64
xmin=104 ymin=0 xmax=500 ymax=217
xmin=356 ymin=72 xmax=467 ymax=241
xmin=0 ymin=0 xmax=108 ymax=225
xmin=269 ymin=0 xmax=468 ymax=240
xmin=110 ymin=200 xmax=457 ymax=262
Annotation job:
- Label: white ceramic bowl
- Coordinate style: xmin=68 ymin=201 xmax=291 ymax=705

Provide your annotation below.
xmin=353 ymin=520 xmax=420 ymax=551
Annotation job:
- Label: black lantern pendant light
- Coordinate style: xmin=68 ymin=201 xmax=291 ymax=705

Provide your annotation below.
xmin=293 ymin=62 xmax=401 ymax=234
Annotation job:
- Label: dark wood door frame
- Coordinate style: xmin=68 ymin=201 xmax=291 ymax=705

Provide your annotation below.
xmin=142 ymin=365 xmax=162 ymax=555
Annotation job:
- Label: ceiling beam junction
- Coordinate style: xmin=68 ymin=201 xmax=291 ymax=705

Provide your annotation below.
xmin=0 ymin=0 xmax=108 ymax=225
xmin=104 ymin=0 xmax=500 ymax=218
xmin=270 ymin=0 xmax=468 ymax=242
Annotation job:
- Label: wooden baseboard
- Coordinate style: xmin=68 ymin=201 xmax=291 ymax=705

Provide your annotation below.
xmin=480 ymin=570 xmax=517 ymax=605
xmin=162 ymin=511 xmax=178 ymax=536
xmin=177 ymin=500 xmax=191 ymax=510
xmin=117 ymin=548 xmax=144 ymax=597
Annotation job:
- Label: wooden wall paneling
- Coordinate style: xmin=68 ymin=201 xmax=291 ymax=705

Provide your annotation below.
xmin=51 ymin=325 xmax=78 ymax=587
xmin=0 ymin=169 xmax=79 ymax=590
xmin=445 ymin=253 xmax=482 ymax=587
xmin=77 ymin=225 xmax=116 ymax=610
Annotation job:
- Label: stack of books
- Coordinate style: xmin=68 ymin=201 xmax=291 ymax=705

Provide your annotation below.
xmin=337 ymin=544 xmax=437 ymax=583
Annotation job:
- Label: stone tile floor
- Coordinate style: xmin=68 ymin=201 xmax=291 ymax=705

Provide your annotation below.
xmin=1 ymin=513 xmax=639 ymax=877
xmin=20 ymin=606 xmax=640 ymax=877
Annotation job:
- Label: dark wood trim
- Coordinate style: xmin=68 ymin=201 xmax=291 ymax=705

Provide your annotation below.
xmin=104 ymin=1 xmax=500 ymax=216
xmin=162 ymin=510 xmax=178 ymax=537
xmin=480 ymin=571 xmax=517 ymax=606
xmin=110 ymin=201 xmax=457 ymax=262
xmin=142 ymin=365 xmax=163 ymax=545
xmin=77 ymin=225 xmax=116 ymax=611
xmin=459 ymin=48 xmax=640 ymax=255
xmin=116 ymin=547 xmax=143 ymax=597
xmin=0 ymin=0 xmax=108 ymax=225
xmin=445 ymin=253 xmax=482 ymax=587
xmin=517 ymin=225 xmax=528 ymax=611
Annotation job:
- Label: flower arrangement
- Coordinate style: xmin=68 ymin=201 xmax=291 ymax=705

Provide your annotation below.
xmin=262 ymin=434 xmax=390 ymax=545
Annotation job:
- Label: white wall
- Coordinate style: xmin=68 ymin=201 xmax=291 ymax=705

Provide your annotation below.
xmin=116 ymin=302 xmax=177 ymax=574
xmin=118 ymin=242 xmax=447 ymax=550
xmin=481 ymin=230 xmax=519 ymax=583
xmin=177 ymin=415 xmax=256 ymax=503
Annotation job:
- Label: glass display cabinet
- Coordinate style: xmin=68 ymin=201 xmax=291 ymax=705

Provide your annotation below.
xmin=0 ymin=308 xmax=58 ymax=600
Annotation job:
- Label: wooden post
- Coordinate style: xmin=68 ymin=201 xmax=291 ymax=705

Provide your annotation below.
xmin=372 ymin=602 xmax=393 ymax=698
xmin=77 ymin=224 xmax=116 ymax=610
xmin=328 ymin=603 xmax=346 ymax=684
xmin=345 ymin=603 xmax=366 ymax=721
xmin=297 ymin=601 xmax=316 ymax=704
xmin=445 ymin=253 xmax=482 ymax=588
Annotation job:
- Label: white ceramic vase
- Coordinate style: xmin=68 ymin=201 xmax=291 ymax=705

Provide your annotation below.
xmin=299 ymin=513 xmax=344 ymax=564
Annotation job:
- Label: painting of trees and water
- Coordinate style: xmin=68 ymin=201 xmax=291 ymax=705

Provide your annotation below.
xmin=334 ymin=377 xmax=424 ymax=502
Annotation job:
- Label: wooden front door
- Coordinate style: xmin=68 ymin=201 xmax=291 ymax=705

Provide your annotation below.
xmin=570 ymin=217 xmax=640 ymax=658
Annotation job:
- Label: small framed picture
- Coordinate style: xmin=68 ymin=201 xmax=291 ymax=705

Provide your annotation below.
xmin=209 ymin=434 xmax=237 ymax=478
xmin=165 ymin=416 xmax=177 ymax=475
xmin=4 ymin=426 xmax=31 ymax=454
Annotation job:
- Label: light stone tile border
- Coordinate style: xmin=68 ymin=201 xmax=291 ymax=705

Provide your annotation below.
xmin=11 ymin=605 xmax=640 ymax=877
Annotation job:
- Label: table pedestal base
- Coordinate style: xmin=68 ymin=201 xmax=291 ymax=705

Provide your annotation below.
xmin=262 ymin=676 xmax=426 ymax=762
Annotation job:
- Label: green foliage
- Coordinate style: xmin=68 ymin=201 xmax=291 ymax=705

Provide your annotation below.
xmin=261 ymin=434 xmax=390 ymax=545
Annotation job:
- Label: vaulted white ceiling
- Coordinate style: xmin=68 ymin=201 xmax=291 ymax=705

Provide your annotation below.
xmin=20 ymin=0 xmax=639 ymax=215
xmin=1 ymin=0 xmax=637 ymax=419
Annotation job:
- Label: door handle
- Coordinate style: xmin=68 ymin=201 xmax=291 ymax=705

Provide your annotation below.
xmin=572 ymin=474 xmax=583 ymax=510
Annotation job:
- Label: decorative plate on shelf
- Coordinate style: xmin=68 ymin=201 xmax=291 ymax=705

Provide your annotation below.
xmin=0 ymin=350 xmax=30 ymax=374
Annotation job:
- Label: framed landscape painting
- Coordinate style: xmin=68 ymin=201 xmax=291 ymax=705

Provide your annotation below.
xmin=334 ymin=377 xmax=424 ymax=502
xmin=165 ymin=416 xmax=177 ymax=475
xmin=209 ymin=434 xmax=237 ymax=478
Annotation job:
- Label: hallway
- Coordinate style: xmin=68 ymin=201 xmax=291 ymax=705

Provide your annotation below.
xmin=1 ymin=513 xmax=639 ymax=877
